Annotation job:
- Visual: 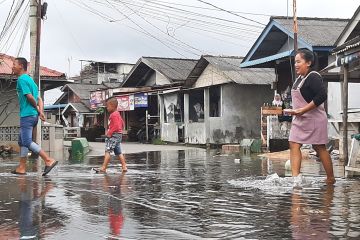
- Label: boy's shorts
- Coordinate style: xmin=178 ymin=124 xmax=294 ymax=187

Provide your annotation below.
xmin=105 ymin=133 xmax=122 ymax=156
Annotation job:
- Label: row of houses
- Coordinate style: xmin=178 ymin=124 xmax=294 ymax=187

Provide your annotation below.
xmin=1 ymin=7 xmax=360 ymax=152
xmin=50 ymin=55 xmax=275 ymax=144
xmin=66 ymin=11 xmax=358 ymax=149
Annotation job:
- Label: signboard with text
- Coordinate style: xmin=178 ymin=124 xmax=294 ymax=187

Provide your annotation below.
xmin=90 ymin=91 xmax=105 ymax=110
xmin=116 ymin=95 xmax=134 ymax=111
xmin=134 ymin=93 xmax=148 ymax=108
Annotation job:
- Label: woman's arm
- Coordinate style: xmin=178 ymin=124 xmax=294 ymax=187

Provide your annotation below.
xmin=286 ymin=101 xmax=317 ymax=116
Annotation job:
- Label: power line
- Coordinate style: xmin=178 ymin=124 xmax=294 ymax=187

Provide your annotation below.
xmin=110 ymin=0 xmax=264 ymax=30
xmin=114 ymin=0 xmax=204 ymax=56
xmin=16 ymin=4 xmax=29 ymax=56
xmin=195 ymin=0 xmax=266 ymax=26
xmin=138 ymin=0 xmax=272 ymax=17
xmin=137 ymin=10 xmax=260 ymax=41
xmin=131 ymin=6 xmax=262 ymax=34
xmin=0 ymin=0 xmax=16 ymax=40
xmin=84 ymin=0 xmax=261 ymax=40
xmin=0 ymin=0 xmax=10 ymax=6
xmin=0 ymin=0 xmax=28 ymax=53
xmin=53 ymin=1 xmax=87 ymax=57
xmin=104 ymin=0 xmax=190 ymax=58
xmin=84 ymin=0 xmax=263 ymax=33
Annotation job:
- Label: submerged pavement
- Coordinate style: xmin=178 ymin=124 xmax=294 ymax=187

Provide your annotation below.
xmin=0 ymin=146 xmax=360 ymax=239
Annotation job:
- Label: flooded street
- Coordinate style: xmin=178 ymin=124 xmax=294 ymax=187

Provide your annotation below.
xmin=1 ymin=149 xmax=360 ymax=239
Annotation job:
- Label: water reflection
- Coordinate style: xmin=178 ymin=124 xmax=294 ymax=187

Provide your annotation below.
xmin=1 ymin=149 xmax=360 ymax=239
xmin=0 ymin=176 xmax=67 ymax=239
xmin=291 ymin=186 xmax=334 ymax=239
xmin=103 ymin=174 xmax=127 ymax=239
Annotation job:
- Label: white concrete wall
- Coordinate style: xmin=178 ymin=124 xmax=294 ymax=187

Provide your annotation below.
xmin=193 ymin=64 xmax=232 ymax=88
xmin=327 ymin=82 xmax=360 ymax=121
xmin=209 ymin=83 xmax=273 ymax=144
xmin=185 ymin=122 xmax=206 ymax=144
xmin=144 ymin=71 xmax=171 ymax=86
xmin=117 ymin=64 xmax=134 ymax=75
xmin=145 ymin=71 xmax=156 ymax=86
xmin=161 ymin=123 xmax=179 ymax=142
xmin=156 ymin=71 xmax=172 ymax=85
xmin=182 ymin=83 xmax=273 ymax=144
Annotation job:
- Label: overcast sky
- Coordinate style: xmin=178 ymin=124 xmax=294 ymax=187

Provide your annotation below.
xmin=0 ymin=0 xmax=359 ymax=78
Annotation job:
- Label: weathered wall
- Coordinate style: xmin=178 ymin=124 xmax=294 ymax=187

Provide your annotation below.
xmin=97 ymin=73 xmax=124 ymax=84
xmin=0 ymin=124 xmax=64 ymax=153
xmin=0 ymin=81 xmax=20 ymax=126
xmin=327 ymin=82 xmax=360 ymax=121
xmin=193 ymin=64 xmax=231 ymax=88
xmin=144 ymin=71 xmax=171 ymax=87
xmin=117 ymin=64 xmax=134 ymax=75
xmin=144 ymin=71 xmax=156 ymax=86
xmin=156 ymin=71 xmax=172 ymax=85
xmin=185 ymin=122 xmax=206 ymax=144
xmin=210 ymin=83 xmax=273 ymax=144
xmin=161 ymin=123 xmax=179 ymax=142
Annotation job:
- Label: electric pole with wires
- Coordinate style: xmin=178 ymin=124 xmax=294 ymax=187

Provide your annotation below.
xmin=293 ymin=0 xmax=298 ymax=52
xmin=29 ymin=0 xmax=43 ymax=169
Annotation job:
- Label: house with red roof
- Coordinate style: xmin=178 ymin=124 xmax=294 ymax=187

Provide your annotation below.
xmin=0 ymin=53 xmax=68 ymax=125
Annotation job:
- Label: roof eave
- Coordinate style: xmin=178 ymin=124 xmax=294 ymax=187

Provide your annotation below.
xmin=241 ymin=19 xmax=312 ymax=68
xmin=184 ymin=56 xmax=210 ymax=87
xmin=334 ymin=6 xmax=360 ymax=46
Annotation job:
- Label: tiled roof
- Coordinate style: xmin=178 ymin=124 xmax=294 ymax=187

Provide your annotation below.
xmin=0 ymin=53 xmax=66 ymax=78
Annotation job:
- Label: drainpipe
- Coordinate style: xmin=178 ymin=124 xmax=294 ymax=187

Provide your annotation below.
xmin=204 ymin=88 xmax=210 ymax=146
xmin=342 ymin=65 xmax=349 ymax=166
xmin=183 ymin=93 xmax=189 ymax=143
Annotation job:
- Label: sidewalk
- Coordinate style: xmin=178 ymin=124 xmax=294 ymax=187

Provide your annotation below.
xmin=87 ymin=142 xmax=201 ymax=156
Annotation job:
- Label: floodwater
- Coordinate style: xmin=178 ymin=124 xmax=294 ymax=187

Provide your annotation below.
xmin=1 ymin=149 xmax=360 ymax=239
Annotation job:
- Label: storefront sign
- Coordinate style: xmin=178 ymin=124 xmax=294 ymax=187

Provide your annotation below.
xmin=116 ymin=95 xmax=135 ymax=111
xmin=134 ymin=93 xmax=148 ymax=108
xmin=90 ymin=91 xmax=105 ymax=110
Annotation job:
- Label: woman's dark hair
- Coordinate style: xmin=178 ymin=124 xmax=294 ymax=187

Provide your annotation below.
xmin=296 ymin=48 xmax=318 ymax=71
xmin=15 ymin=57 xmax=28 ymax=71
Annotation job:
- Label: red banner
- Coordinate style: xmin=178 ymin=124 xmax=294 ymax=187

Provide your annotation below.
xmin=116 ymin=95 xmax=134 ymax=111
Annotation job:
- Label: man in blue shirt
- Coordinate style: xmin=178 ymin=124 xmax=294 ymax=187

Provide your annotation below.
xmin=11 ymin=57 xmax=58 ymax=176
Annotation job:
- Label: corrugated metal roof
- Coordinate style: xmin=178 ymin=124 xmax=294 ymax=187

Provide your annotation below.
xmin=143 ymin=57 xmax=198 ymax=82
xmin=0 ymin=53 xmax=66 ymax=78
xmin=272 ymin=17 xmax=348 ymax=46
xmin=186 ymin=56 xmax=275 ymax=87
xmin=62 ymin=83 xmax=107 ymax=100
xmin=335 ymin=6 xmax=360 ymax=45
xmin=44 ymin=104 xmax=67 ymax=110
xmin=122 ymin=57 xmax=197 ymax=87
xmin=333 ymin=36 xmax=360 ymax=54
xmin=70 ymin=102 xmax=91 ymax=113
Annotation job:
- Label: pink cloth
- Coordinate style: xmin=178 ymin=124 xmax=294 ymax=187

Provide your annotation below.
xmin=289 ymin=72 xmax=328 ymax=144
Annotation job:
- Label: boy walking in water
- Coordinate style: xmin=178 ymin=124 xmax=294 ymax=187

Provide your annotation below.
xmin=93 ymin=97 xmax=127 ymax=173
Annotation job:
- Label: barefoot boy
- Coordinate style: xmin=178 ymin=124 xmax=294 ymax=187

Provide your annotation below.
xmin=94 ymin=97 xmax=127 ymax=173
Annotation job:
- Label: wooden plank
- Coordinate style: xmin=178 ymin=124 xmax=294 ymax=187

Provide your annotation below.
xmin=348 ymin=138 xmax=360 ymax=168
xmin=345 ymin=166 xmax=360 ymax=172
xmin=261 ymin=109 xmax=283 ymax=115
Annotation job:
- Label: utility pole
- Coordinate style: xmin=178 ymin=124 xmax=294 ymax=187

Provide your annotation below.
xmin=30 ymin=0 xmax=42 ymax=169
xmin=293 ymin=0 xmax=298 ymax=51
